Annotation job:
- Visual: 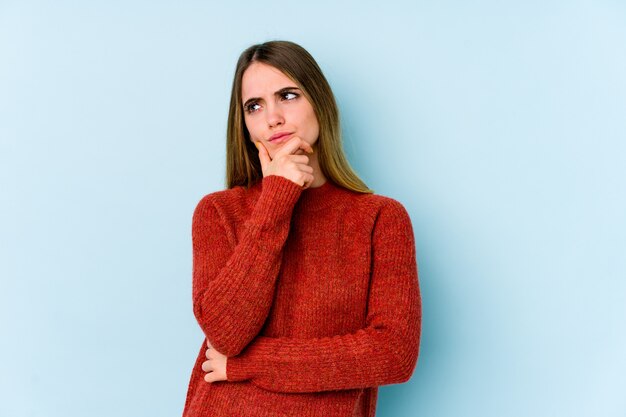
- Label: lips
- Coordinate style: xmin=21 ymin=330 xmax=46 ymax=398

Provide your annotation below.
xmin=269 ymin=132 xmax=293 ymax=142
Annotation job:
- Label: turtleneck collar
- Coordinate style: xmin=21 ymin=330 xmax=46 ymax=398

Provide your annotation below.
xmin=251 ymin=176 xmax=346 ymax=212
xmin=296 ymin=179 xmax=345 ymax=212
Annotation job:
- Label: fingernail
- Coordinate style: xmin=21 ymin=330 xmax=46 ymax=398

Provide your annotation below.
xmin=254 ymin=142 xmax=260 ymax=150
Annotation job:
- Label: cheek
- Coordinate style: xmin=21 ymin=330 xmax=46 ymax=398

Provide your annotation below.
xmin=296 ymin=107 xmax=318 ymax=134
xmin=244 ymin=118 xmax=260 ymax=140
xmin=307 ymin=111 xmax=320 ymax=136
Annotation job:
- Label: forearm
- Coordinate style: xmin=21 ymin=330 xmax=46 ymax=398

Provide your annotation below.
xmin=226 ymin=198 xmax=422 ymax=392
xmin=193 ymin=175 xmax=303 ymax=357
xmin=226 ymin=315 xmax=420 ymax=393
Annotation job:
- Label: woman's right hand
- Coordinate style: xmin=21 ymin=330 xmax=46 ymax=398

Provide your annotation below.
xmin=255 ymin=136 xmax=315 ymax=189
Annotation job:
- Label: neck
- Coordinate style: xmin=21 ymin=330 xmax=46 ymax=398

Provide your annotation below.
xmin=306 ymin=146 xmax=327 ymax=188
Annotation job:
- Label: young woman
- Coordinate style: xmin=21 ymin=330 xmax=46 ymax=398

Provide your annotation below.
xmin=182 ymin=40 xmax=421 ymax=417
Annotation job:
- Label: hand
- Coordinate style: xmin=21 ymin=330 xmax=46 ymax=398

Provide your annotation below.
xmin=255 ymin=136 xmax=315 ymax=189
xmin=202 ymin=339 xmax=228 ymax=383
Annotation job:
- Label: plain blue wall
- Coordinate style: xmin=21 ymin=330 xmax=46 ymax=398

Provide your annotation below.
xmin=1 ymin=1 xmax=624 ymax=416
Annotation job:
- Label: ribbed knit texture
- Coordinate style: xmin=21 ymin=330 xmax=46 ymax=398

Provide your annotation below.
xmin=182 ymin=174 xmax=421 ymax=417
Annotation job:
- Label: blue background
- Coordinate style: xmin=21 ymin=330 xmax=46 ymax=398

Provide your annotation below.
xmin=1 ymin=1 xmax=624 ymax=416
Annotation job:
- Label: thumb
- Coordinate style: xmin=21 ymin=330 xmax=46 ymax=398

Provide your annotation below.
xmin=255 ymin=141 xmax=271 ymax=172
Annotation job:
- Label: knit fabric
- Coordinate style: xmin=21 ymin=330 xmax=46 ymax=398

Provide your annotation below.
xmin=182 ymin=174 xmax=421 ymax=417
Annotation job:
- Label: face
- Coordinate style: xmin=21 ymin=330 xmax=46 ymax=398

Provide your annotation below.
xmin=241 ymin=62 xmax=319 ymax=156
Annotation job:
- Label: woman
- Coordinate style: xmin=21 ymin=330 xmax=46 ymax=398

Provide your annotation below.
xmin=182 ymin=40 xmax=421 ymax=417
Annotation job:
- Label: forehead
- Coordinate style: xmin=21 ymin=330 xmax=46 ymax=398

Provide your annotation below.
xmin=241 ymin=62 xmax=295 ymax=101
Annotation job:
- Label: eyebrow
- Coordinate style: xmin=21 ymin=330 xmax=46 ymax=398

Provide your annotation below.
xmin=243 ymin=86 xmax=301 ymax=108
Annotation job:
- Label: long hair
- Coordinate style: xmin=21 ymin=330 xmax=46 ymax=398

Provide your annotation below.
xmin=225 ymin=40 xmax=373 ymax=193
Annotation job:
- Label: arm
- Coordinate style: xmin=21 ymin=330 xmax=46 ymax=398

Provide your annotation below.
xmin=192 ymin=175 xmax=303 ymax=357
xmin=225 ymin=199 xmax=422 ymax=393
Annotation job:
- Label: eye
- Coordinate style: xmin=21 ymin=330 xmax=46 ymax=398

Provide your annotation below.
xmin=281 ymin=92 xmax=299 ymax=101
xmin=245 ymin=102 xmax=261 ymax=114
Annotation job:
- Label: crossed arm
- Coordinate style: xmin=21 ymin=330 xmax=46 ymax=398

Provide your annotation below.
xmin=194 ymin=181 xmax=421 ymax=393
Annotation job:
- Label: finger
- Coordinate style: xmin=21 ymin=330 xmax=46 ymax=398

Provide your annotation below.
xmin=206 ymin=349 xmax=211 ymax=359
xmin=206 ymin=339 xmax=212 ymax=348
xmin=294 ymin=146 xmax=313 ymax=155
xmin=204 ymin=372 xmax=214 ymax=383
xmin=302 ymin=174 xmax=314 ymax=189
xmin=295 ymin=164 xmax=314 ymax=173
xmin=289 ymin=137 xmax=314 ymax=154
xmin=287 ymin=154 xmax=310 ymax=164
xmin=255 ymin=141 xmax=271 ymax=171
xmin=274 ymin=136 xmax=311 ymax=158
xmin=202 ymin=360 xmax=211 ymax=372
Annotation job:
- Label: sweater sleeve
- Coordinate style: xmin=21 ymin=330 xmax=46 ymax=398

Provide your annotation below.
xmin=192 ymin=175 xmax=303 ymax=357
xmin=225 ymin=199 xmax=422 ymax=393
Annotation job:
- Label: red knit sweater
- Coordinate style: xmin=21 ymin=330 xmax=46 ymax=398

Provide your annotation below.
xmin=182 ymin=174 xmax=421 ymax=417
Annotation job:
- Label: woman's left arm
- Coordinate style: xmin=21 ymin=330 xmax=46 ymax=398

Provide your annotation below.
xmin=225 ymin=200 xmax=422 ymax=393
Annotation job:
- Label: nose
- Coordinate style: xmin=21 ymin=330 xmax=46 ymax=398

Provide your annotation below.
xmin=265 ymin=102 xmax=284 ymax=127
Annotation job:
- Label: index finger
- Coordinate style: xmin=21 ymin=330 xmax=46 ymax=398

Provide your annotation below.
xmin=273 ymin=136 xmax=313 ymax=158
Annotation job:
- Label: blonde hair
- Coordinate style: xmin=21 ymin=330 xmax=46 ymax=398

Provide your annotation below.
xmin=225 ymin=40 xmax=373 ymax=194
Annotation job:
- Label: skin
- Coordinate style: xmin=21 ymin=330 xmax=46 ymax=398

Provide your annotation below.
xmin=242 ymin=61 xmax=327 ymax=188
xmin=202 ymin=62 xmax=328 ymax=383
xmin=202 ymin=339 xmax=227 ymax=383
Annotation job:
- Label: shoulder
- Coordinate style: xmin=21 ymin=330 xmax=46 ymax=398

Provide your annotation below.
xmin=192 ymin=185 xmax=251 ymax=224
xmin=332 ymin=189 xmax=413 ymax=240
xmin=345 ymin=194 xmax=414 ymax=247
xmin=347 ymin=190 xmax=411 ymax=223
xmin=360 ymin=193 xmax=416 ymax=249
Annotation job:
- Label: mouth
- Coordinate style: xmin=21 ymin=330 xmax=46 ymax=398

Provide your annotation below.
xmin=269 ymin=132 xmax=294 ymax=143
